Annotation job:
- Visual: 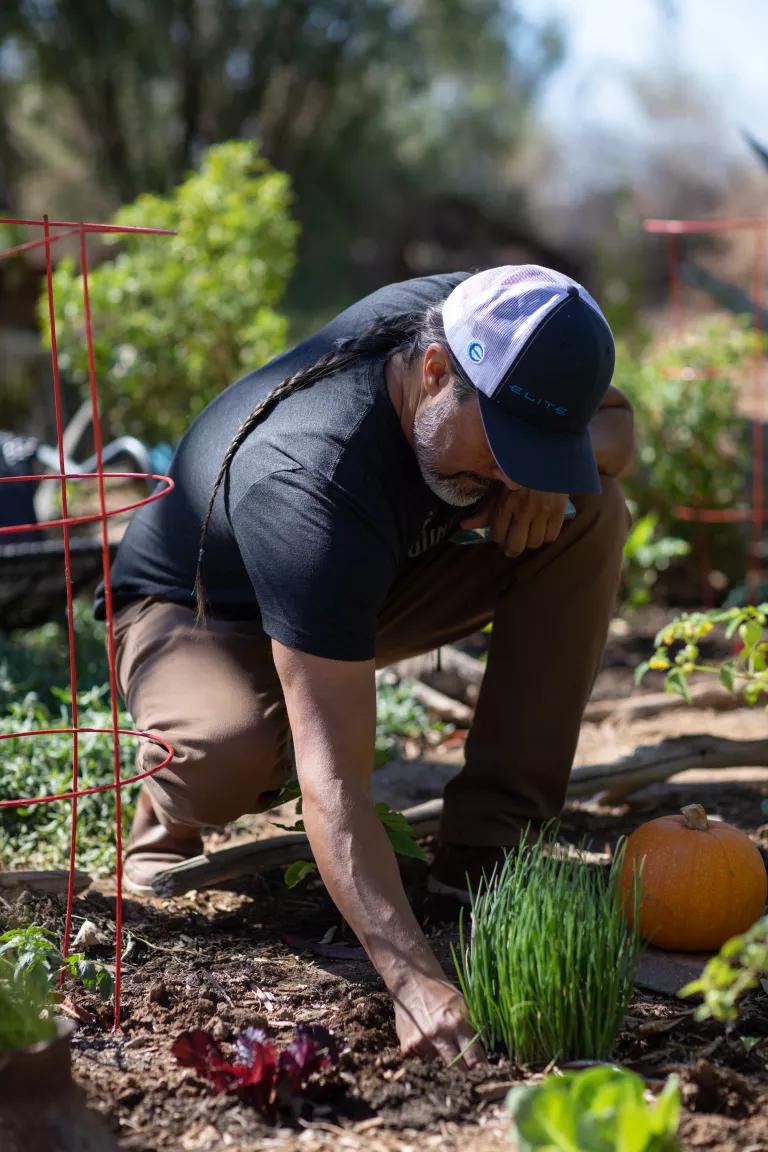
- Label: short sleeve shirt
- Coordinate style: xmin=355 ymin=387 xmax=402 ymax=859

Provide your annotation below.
xmin=100 ymin=271 xmax=470 ymax=659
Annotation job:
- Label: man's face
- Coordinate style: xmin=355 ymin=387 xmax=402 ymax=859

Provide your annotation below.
xmin=413 ymin=381 xmax=519 ymax=507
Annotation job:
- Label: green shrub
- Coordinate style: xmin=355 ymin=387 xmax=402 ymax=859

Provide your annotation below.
xmin=0 ymin=600 xmax=135 ymax=873
xmin=42 ymin=140 xmax=298 ymax=443
xmin=618 ymin=317 xmax=758 ymax=595
xmin=452 ymin=828 xmax=642 ymax=1065
xmin=622 ymin=510 xmax=690 ymax=610
xmin=507 ymin=1066 xmax=681 ymax=1152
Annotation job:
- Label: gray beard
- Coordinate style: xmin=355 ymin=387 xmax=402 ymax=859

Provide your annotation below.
xmin=413 ymin=399 xmax=491 ymax=508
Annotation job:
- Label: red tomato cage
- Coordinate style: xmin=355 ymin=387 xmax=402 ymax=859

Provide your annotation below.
xmin=0 ymin=216 xmax=177 ymax=1029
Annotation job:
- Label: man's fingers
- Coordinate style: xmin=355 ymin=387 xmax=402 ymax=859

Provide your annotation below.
xmin=526 ymin=518 xmax=547 ymax=551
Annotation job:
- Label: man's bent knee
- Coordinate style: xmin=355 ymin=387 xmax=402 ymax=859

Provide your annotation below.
xmin=137 ymin=724 xmax=292 ymax=830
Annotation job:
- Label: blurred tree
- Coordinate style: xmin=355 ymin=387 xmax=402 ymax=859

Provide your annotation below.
xmin=42 ymin=141 xmax=297 ymax=442
xmin=0 ymin=1 xmax=564 ymax=311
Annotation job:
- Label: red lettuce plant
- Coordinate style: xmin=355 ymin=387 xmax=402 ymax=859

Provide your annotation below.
xmin=172 ymin=1024 xmax=339 ymax=1118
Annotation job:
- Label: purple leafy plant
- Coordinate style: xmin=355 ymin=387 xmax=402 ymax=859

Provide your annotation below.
xmin=172 ymin=1023 xmax=339 ymax=1119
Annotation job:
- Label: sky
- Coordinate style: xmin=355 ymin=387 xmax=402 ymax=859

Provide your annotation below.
xmin=519 ymin=0 xmax=768 ymax=186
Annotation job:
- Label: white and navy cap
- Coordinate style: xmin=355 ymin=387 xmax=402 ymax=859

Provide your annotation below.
xmin=442 ymin=265 xmax=615 ymax=494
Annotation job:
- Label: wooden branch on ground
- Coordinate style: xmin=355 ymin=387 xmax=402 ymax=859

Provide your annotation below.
xmin=151 ymin=736 xmax=768 ymax=896
xmin=0 ymin=869 xmax=92 ymax=895
xmin=583 ymin=683 xmax=740 ymax=724
xmin=381 ymin=647 xmax=485 ymax=703
xmin=568 ymin=734 xmax=768 ymax=803
xmin=402 ymin=680 xmax=473 ymax=725
xmin=152 ymin=799 xmax=443 ymax=897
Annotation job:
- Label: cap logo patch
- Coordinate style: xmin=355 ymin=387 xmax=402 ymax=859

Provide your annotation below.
xmin=467 ymin=340 xmax=485 ymax=363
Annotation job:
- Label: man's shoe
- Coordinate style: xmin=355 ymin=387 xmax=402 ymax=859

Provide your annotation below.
xmin=123 ymin=786 xmax=203 ymax=895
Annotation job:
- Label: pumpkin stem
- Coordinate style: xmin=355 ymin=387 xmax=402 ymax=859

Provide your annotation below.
xmin=681 ymin=803 xmax=709 ymax=831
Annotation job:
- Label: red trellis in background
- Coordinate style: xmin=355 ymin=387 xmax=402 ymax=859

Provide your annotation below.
xmin=643 ymin=214 xmax=768 ymax=605
xmin=0 ymin=216 xmax=177 ymax=1028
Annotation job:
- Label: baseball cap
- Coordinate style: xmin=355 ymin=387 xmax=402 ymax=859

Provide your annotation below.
xmin=441 ymin=265 xmax=615 ymax=494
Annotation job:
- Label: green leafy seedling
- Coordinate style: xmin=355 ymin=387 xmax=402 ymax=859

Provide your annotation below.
xmin=507 ymin=1066 xmax=681 ymax=1152
xmin=0 ymin=926 xmax=114 ymax=1000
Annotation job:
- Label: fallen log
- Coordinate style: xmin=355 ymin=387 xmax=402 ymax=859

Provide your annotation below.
xmin=152 ymin=799 xmax=443 ymax=897
xmin=583 ymin=683 xmax=740 ymax=724
xmin=381 ymin=646 xmax=485 ymax=703
xmin=151 ymin=735 xmax=768 ymax=895
xmin=402 ymin=680 xmax=473 ymax=726
xmin=568 ymin=734 xmax=768 ymax=802
xmin=0 ymin=869 xmax=92 ymax=895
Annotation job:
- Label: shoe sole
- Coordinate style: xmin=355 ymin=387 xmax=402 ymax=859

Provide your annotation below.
xmin=122 ymin=871 xmax=158 ymax=897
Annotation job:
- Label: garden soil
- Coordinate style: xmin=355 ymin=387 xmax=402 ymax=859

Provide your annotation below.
xmin=3 ymin=611 xmax=768 ymax=1152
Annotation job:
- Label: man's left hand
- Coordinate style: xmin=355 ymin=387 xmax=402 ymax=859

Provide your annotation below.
xmin=460 ymin=484 xmax=570 ymax=558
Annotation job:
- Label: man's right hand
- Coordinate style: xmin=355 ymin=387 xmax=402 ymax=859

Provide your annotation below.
xmin=393 ymin=975 xmax=486 ymax=1068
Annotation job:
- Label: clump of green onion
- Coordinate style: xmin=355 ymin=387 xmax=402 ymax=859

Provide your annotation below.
xmin=452 ymin=827 xmax=642 ymax=1066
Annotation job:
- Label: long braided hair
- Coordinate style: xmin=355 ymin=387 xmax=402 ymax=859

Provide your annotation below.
xmin=193 ymin=303 xmax=473 ymax=623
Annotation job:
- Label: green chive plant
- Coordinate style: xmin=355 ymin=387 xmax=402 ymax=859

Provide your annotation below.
xmin=453 ymin=828 xmax=643 ymax=1065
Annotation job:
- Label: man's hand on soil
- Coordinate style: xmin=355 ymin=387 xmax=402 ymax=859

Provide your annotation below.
xmin=392 ymin=975 xmax=486 ymax=1068
xmin=461 ymin=484 xmax=569 ymax=557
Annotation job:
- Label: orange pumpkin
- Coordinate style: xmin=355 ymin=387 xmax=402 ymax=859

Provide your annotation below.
xmin=619 ymin=803 xmax=767 ymax=952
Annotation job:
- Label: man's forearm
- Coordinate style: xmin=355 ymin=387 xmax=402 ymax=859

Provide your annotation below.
xmin=589 ymin=405 xmax=635 ymax=479
xmin=301 ymin=780 xmax=445 ymax=994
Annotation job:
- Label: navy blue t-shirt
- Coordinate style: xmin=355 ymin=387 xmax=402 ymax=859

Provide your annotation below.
xmin=98 ymin=271 xmax=470 ymax=659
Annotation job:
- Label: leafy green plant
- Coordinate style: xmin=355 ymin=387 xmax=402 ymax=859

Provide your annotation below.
xmin=618 ymin=318 xmax=757 ymax=594
xmin=0 ymin=923 xmax=111 ymax=1050
xmin=0 ymin=686 xmax=135 ymax=873
xmin=452 ymin=828 xmax=643 ymax=1065
xmin=0 ymin=925 xmax=114 ymax=1001
xmin=622 ymin=510 xmax=690 ymax=609
xmin=42 ymin=140 xmax=297 ymax=444
xmin=375 ymin=679 xmax=451 ymax=767
xmin=0 ymin=598 xmax=109 ymax=712
xmin=0 ymin=599 xmax=135 ymax=873
xmin=0 ymin=975 xmax=58 ymax=1050
xmin=276 ymin=790 xmax=427 ymax=889
xmin=636 ymin=603 xmax=768 ymax=705
xmin=680 ymin=916 xmax=768 ymax=1023
xmin=507 ymin=1066 xmax=681 ymax=1152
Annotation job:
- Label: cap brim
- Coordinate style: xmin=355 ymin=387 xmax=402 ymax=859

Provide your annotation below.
xmin=478 ymin=390 xmax=601 ymax=494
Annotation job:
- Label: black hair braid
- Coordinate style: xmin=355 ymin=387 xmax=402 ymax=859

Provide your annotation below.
xmin=194 ymin=312 xmax=423 ymax=623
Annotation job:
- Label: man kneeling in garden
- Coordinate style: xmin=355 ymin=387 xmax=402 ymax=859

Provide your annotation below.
xmin=101 ymin=265 xmax=635 ymax=1068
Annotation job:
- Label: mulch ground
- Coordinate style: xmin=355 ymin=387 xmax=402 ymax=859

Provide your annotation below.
xmin=2 ymin=607 xmax=768 ymax=1151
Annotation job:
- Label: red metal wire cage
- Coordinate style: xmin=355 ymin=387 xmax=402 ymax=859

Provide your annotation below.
xmin=0 ymin=215 xmax=176 ymax=1027
xmin=643 ymin=214 xmax=768 ymax=604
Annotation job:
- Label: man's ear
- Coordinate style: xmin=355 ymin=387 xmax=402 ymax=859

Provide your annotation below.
xmin=422 ymin=343 xmax=453 ymax=399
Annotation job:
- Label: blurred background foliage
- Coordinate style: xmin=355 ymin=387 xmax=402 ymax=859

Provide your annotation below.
xmin=44 ymin=141 xmax=297 ymax=442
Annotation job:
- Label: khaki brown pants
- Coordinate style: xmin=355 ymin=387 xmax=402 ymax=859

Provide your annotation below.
xmin=114 ymin=478 xmax=630 ymax=847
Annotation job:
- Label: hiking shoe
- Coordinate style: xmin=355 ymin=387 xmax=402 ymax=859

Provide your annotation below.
xmin=123 ymin=786 xmax=203 ymax=895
